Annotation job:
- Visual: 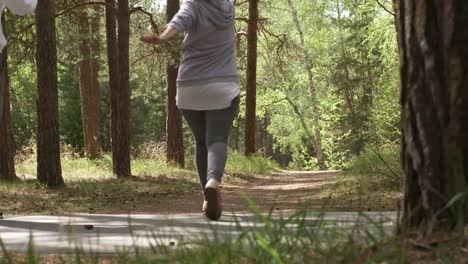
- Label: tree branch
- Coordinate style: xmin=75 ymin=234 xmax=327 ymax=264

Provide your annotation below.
xmin=368 ymin=143 xmax=401 ymax=181
xmin=259 ymin=21 xmax=285 ymax=41
xmin=259 ymin=97 xmax=287 ymax=108
xmin=375 ymin=0 xmax=395 ymax=17
xmin=234 ymin=0 xmax=249 ymax=6
xmin=7 ymin=1 xmax=115 ymax=49
xmin=285 ymin=96 xmax=314 ymax=141
xmin=57 ymin=1 xmax=115 ymax=17
xmin=236 ymin=16 xmax=268 ymax=23
xmin=130 ymin=6 xmax=161 ymax=33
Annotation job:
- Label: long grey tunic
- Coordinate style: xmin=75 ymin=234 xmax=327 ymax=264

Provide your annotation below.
xmin=168 ymin=0 xmax=240 ymax=110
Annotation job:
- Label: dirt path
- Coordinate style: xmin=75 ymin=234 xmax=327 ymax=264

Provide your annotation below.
xmin=137 ymin=171 xmax=339 ymax=214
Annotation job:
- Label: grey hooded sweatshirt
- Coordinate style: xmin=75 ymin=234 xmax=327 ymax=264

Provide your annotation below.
xmin=168 ymin=0 xmax=239 ymax=87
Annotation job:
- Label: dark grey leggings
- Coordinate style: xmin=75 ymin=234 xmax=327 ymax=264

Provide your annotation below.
xmin=180 ymin=96 xmax=239 ymax=189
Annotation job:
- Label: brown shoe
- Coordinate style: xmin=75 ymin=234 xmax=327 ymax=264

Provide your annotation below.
xmin=203 ymin=178 xmax=222 ymax=220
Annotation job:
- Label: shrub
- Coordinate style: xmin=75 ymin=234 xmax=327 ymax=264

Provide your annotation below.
xmin=344 ymin=145 xmax=403 ymax=191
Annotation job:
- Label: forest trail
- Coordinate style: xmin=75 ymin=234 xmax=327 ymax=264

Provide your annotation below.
xmin=134 ymin=171 xmax=340 ymax=214
xmin=0 ymin=171 xmax=398 ymax=254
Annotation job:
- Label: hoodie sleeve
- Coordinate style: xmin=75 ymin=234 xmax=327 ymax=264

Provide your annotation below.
xmin=167 ymin=1 xmax=197 ymax=33
xmin=4 ymin=0 xmax=37 ymax=16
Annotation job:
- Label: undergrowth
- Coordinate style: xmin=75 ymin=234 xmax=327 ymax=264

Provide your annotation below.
xmin=344 ymin=145 xmax=403 ymax=191
xmin=2 ymin=145 xmax=280 ymax=215
xmin=225 ymin=152 xmax=282 ymax=177
xmin=315 ymin=145 xmax=403 ymax=211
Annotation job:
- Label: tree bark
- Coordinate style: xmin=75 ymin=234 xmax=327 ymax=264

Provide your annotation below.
xmin=78 ymin=4 xmax=101 ymax=159
xmin=105 ymin=0 xmax=119 ymax=158
xmin=106 ymin=0 xmax=131 ymax=177
xmin=264 ymin=113 xmax=274 ymax=158
xmin=36 ymin=0 xmax=64 ymax=187
xmin=116 ymin=0 xmax=131 ymax=177
xmin=165 ymin=0 xmax=184 ymax=167
xmin=0 ymin=49 xmax=18 ymax=181
xmin=287 ymin=0 xmax=327 ymax=170
xmin=397 ymin=0 xmax=468 ymax=233
xmin=245 ymin=0 xmax=259 ymax=156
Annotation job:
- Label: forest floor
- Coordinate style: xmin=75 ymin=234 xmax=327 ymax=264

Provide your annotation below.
xmin=138 ymin=170 xmax=399 ymax=214
xmin=135 ymin=170 xmax=340 ymax=214
xmin=2 ymin=170 xmax=461 ymax=263
xmin=0 ymin=169 xmax=400 ymax=216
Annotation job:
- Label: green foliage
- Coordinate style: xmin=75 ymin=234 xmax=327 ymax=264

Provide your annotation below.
xmin=4 ymin=11 xmax=38 ymax=148
xmin=58 ymin=62 xmax=83 ymax=152
xmin=9 ymin=63 xmax=37 ymax=150
xmin=344 ymin=145 xmax=403 ymax=191
xmin=6 ymin=0 xmax=400 ymax=171
xmin=225 ymin=152 xmax=281 ymax=176
xmin=313 ymin=145 xmax=403 ymax=211
xmin=254 ymin=0 xmax=400 ymax=169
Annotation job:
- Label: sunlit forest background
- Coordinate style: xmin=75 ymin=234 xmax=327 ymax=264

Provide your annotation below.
xmin=6 ymin=0 xmax=398 ymax=171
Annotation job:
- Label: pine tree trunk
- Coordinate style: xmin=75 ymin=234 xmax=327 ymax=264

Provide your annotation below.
xmin=116 ymin=0 xmax=131 ymax=177
xmin=90 ymin=5 xmax=101 ymax=154
xmin=287 ymin=0 xmax=327 ymax=170
xmin=166 ymin=65 xmax=185 ymax=167
xmin=105 ymin=0 xmax=119 ymax=160
xmin=36 ymin=0 xmax=64 ymax=187
xmin=106 ymin=0 xmax=131 ymax=177
xmin=0 ymin=49 xmax=18 ymax=181
xmin=396 ymin=0 xmax=468 ymax=233
xmin=263 ymin=114 xmax=274 ymax=158
xmin=165 ymin=0 xmax=185 ymax=167
xmin=245 ymin=0 xmax=258 ymax=156
xmin=78 ymin=5 xmax=101 ymax=159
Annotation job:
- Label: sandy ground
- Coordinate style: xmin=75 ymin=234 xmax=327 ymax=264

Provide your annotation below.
xmin=131 ymin=171 xmax=340 ymax=214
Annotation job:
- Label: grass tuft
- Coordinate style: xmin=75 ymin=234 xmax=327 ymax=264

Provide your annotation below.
xmin=344 ymin=145 xmax=403 ymax=191
xmin=225 ymin=152 xmax=281 ymax=176
xmin=312 ymin=146 xmax=403 ymax=211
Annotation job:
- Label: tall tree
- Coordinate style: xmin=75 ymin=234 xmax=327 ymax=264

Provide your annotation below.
xmin=287 ymin=0 xmax=326 ymax=170
xmin=36 ymin=0 xmax=64 ymax=187
xmin=116 ymin=0 xmax=131 ymax=177
xmin=106 ymin=0 xmax=131 ymax=177
xmin=0 ymin=48 xmax=17 ymax=181
xmin=334 ymin=0 xmax=358 ymax=151
xmin=165 ymin=0 xmax=184 ymax=167
xmin=245 ymin=0 xmax=259 ymax=156
xmin=78 ymin=4 xmax=101 ymax=159
xmin=397 ymin=0 xmax=468 ymax=233
xmin=105 ymin=0 xmax=119 ymax=162
xmin=331 ymin=0 xmax=376 ymax=155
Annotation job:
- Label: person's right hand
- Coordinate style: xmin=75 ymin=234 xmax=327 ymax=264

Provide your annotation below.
xmin=140 ymin=32 xmax=162 ymax=45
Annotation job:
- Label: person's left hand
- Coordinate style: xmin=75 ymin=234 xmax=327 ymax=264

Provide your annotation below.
xmin=140 ymin=32 xmax=162 ymax=45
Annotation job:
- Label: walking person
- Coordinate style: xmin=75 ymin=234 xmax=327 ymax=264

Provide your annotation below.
xmin=0 ymin=0 xmax=37 ymax=122
xmin=141 ymin=0 xmax=239 ymax=220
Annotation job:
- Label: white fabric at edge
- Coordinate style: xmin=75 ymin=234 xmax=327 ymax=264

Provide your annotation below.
xmin=177 ymin=82 xmax=240 ymax=111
